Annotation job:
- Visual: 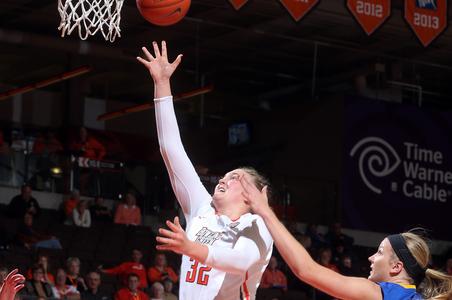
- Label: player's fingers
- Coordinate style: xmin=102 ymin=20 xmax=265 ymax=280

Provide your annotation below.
xmin=159 ymin=228 xmax=176 ymax=238
xmin=240 ymin=176 xmax=254 ymax=194
xmin=11 ymin=274 xmax=24 ymax=282
xmin=172 ymin=54 xmax=183 ymax=69
xmin=5 ymin=269 xmax=18 ymax=281
xmin=153 ymin=41 xmax=161 ymax=58
xmin=14 ymin=284 xmax=25 ymax=292
xmin=156 ymin=245 xmax=172 ymax=251
xmin=161 ymin=40 xmax=167 ymax=58
xmin=166 ymin=220 xmax=180 ymax=232
xmin=141 ymin=47 xmax=154 ymax=61
xmin=174 ymin=216 xmax=182 ymax=229
xmin=156 ymin=236 xmax=174 ymax=245
xmin=136 ymin=56 xmax=149 ymax=66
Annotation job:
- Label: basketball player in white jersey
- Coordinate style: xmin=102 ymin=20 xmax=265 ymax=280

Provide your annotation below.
xmin=137 ymin=41 xmax=273 ymax=300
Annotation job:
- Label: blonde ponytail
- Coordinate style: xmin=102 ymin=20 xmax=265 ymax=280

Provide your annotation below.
xmin=421 ymin=268 xmax=452 ymax=300
xmin=402 ymin=232 xmax=452 ymax=300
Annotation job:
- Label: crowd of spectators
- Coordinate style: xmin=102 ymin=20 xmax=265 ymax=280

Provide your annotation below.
xmin=0 ymin=251 xmax=180 ymax=300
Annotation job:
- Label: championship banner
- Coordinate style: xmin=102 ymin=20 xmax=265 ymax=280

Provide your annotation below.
xmin=228 ymin=0 xmax=249 ymax=10
xmin=405 ymin=0 xmax=447 ymax=47
xmin=280 ymin=0 xmax=320 ymax=22
xmin=347 ymin=0 xmax=391 ymax=35
xmin=343 ymin=98 xmax=452 ymax=239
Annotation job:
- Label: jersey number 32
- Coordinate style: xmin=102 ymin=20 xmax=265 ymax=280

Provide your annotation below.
xmin=186 ymin=258 xmax=212 ymax=286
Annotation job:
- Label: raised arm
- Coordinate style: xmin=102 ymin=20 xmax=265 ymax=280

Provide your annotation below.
xmin=239 ymin=177 xmax=382 ymax=300
xmin=137 ymin=42 xmax=211 ymax=220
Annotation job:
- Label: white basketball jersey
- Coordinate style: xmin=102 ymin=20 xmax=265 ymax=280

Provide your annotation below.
xmin=154 ymin=96 xmax=273 ymax=300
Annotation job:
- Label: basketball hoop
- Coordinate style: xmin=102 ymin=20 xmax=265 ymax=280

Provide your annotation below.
xmin=57 ymin=0 xmax=124 ymax=42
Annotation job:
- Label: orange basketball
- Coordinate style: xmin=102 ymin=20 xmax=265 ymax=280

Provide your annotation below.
xmin=136 ymin=0 xmax=191 ymax=26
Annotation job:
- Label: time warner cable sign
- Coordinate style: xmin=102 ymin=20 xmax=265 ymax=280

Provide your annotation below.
xmin=343 ymin=98 xmax=452 ymax=239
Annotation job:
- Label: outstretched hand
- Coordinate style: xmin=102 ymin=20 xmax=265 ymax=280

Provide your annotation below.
xmin=0 ymin=269 xmax=25 ymax=300
xmin=156 ymin=217 xmax=192 ymax=255
xmin=137 ymin=41 xmax=182 ymax=84
xmin=240 ymin=176 xmax=271 ymax=217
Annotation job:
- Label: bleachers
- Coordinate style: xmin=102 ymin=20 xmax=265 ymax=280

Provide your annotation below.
xmin=0 ymin=208 xmax=164 ymax=297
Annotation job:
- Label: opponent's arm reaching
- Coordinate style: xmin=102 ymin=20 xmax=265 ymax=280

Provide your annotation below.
xmin=239 ymin=176 xmax=382 ymax=300
xmin=0 ymin=269 xmax=25 ymax=300
xmin=137 ymin=41 xmax=212 ymax=221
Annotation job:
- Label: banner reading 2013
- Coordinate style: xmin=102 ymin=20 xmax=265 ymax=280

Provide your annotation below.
xmin=405 ymin=0 xmax=447 ymax=47
xmin=347 ymin=0 xmax=391 ymax=35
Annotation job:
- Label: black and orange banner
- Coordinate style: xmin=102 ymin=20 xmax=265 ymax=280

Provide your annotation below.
xmin=280 ymin=0 xmax=320 ymax=22
xmin=229 ymin=0 xmax=249 ymax=10
xmin=347 ymin=0 xmax=391 ymax=35
xmin=405 ymin=0 xmax=447 ymax=47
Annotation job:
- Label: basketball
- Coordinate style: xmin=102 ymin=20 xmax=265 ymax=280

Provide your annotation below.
xmin=136 ymin=0 xmax=191 ymax=26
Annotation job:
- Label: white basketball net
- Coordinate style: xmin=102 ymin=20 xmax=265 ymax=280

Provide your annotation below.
xmin=58 ymin=0 xmax=124 ymax=42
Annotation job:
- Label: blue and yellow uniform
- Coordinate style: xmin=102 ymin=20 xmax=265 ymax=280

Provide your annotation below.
xmin=378 ymin=282 xmax=423 ymax=299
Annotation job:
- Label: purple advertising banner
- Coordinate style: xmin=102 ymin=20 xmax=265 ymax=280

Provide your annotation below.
xmin=343 ymin=97 xmax=452 ymax=240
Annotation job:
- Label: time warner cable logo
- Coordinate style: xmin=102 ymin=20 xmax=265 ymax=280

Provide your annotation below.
xmin=350 ymin=137 xmax=401 ymax=194
xmin=350 ymin=137 xmax=452 ymax=202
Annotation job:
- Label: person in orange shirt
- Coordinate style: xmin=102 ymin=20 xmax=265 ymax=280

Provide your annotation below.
xmin=26 ymin=255 xmax=55 ymax=285
xmin=147 ymin=253 xmax=178 ymax=285
xmin=69 ymin=127 xmax=106 ymax=160
xmin=260 ymin=256 xmax=288 ymax=292
xmin=114 ymin=273 xmax=149 ymax=300
xmin=100 ymin=249 xmax=148 ymax=289
xmin=114 ymin=193 xmax=142 ymax=226
xmin=63 ymin=190 xmax=81 ymax=222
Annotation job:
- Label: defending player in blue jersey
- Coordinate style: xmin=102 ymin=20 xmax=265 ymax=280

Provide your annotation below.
xmin=241 ymin=176 xmax=452 ymax=300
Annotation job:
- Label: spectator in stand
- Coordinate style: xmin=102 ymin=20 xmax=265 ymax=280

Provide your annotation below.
xmin=26 ymin=255 xmax=55 ymax=284
xmin=305 ymin=223 xmax=328 ymax=250
xmin=99 ymin=249 xmax=148 ymax=289
xmin=81 ymin=270 xmax=111 ymax=300
xmin=69 ymin=127 xmax=106 ymax=195
xmin=73 ymin=200 xmax=91 ymax=228
xmin=162 ymin=279 xmax=177 ymax=300
xmin=114 ymin=193 xmax=142 ymax=226
xmin=316 ymin=247 xmax=339 ymax=300
xmin=260 ymin=256 xmax=288 ymax=292
xmin=66 ymin=257 xmax=87 ymax=293
xmin=149 ymin=282 xmax=164 ymax=300
xmin=62 ymin=190 xmax=81 ymax=224
xmin=338 ymin=254 xmax=359 ymax=277
xmin=317 ymin=247 xmax=339 ymax=273
xmin=15 ymin=213 xmax=62 ymax=250
xmin=325 ymin=222 xmax=354 ymax=250
xmin=22 ymin=265 xmax=53 ymax=299
xmin=90 ymin=196 xmax=112 ymax=223
xmin=114 ymin=273 xmax=149 ymax=300
xmin=147 ymin=252 xmax=178 ymax=285
xmin=51 ymin=268 xmax=80 ymax=300
xmin=7 ymin=184 xmax=41 ymax=219
xmin=69 ymin=127 xmax=106 ymax=160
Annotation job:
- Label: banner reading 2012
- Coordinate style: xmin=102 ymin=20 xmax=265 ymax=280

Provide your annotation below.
xmin=405 ymin=0 xmax=447 ymax=47
xmin=347 ymin=0 xmax=391 ymax=35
